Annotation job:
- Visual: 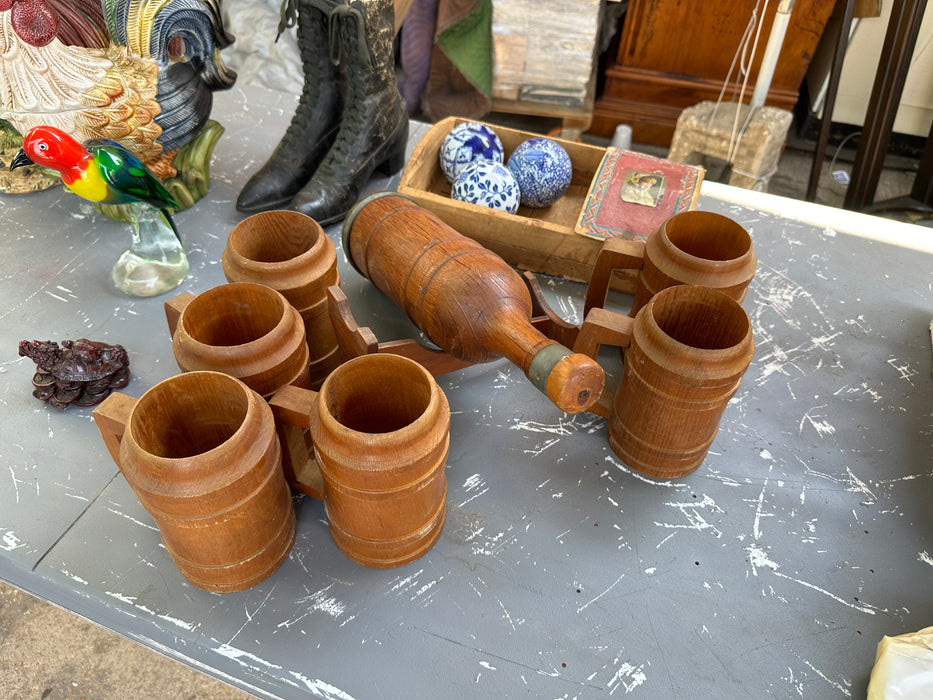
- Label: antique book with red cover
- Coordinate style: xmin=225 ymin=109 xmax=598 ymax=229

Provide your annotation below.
xmin=574 ymin=148 xmax=704 ymax=240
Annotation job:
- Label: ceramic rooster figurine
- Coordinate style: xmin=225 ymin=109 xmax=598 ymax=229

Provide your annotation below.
xmin=0 ymin=0 xmax=235 ymax=206
xmin=12 ymin=124 xmax=189 ymax=297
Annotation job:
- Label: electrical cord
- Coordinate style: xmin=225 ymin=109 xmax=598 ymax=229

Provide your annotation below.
xmin=828 ymin=130 xmax=861 ymax=188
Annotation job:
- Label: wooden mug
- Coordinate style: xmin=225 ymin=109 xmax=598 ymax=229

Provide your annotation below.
xmin=92 ymin=371 xmax=296 ymax=592
xmin=270 ymin=353 xmax=449 ymax=569
xmin=576 ymin=284 xmax=754 ymax=478
xmin=222 ymin=210 xmax=343 ymax=386
xmin=165 ymin=282 xmax=311 ymax=398
xmin=584 ymin=210 xmax=757 ymax=317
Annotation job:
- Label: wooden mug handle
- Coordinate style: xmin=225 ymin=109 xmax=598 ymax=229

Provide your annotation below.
xmin=164 ymin=292 xmax=195 ymax=338
xmin=520 ymin=271 xmax=635 ymax=419
xmin=583 ymin=238 xmax=646 ymax=317
xmin=92 ymin=392 xmax=137 ymax=467
xmin=326 ymin=285 xmax=475 ymax=378
xmin=572 ymin=308 xmax=635 ymax=419
xmin=268 ymin=385 xmax=325 ymax=499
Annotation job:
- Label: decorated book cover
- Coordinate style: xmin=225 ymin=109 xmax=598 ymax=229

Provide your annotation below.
xmin=574 ymin=148 xmax=704 ymax=240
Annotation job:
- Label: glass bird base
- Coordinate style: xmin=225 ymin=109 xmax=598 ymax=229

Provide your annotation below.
xmin=112 ymin=249 xmax=189 ymax=297
xmin=111 ymin=203 xmax=189 ymax=297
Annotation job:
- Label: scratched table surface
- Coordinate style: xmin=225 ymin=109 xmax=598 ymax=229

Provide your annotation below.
xmin=1 ymin=82 xmax=932 ymax=700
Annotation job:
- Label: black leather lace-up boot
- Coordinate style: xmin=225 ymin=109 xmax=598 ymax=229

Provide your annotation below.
xmin=236 ymin=0 xmax=342 ymax=213
xmin=290 ymin=0 xmax=408 ymax=225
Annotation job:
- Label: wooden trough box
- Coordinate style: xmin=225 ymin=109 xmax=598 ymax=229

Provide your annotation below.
xmin=397 ymin=117 xmax=637 ymax=294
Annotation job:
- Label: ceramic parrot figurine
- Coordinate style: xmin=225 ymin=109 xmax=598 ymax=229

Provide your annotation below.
xmin=10 ymin=124 xmax=189 ymax=297
xmin=10 ymin=124 xmax=180 ymax=240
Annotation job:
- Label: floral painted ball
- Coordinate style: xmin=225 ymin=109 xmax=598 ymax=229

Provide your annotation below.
xmin=451 ymin=160 xmax=521 ymax=214
xmin=439 ymin=121 xmax=505 ymax=183
xmin=507 ymin=137 xmax=573 ymax=208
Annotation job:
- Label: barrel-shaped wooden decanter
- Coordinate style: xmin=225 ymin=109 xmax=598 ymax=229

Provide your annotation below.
xmin=341 ymin=193 xmax=604 ymax=414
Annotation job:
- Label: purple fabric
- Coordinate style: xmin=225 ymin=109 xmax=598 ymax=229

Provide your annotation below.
xmin=399 ymin=0 xmax=439 ymax=115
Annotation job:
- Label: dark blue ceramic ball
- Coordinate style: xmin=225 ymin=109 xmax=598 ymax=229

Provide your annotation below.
xmin=439 ymin=122 xmax=505 ymax=184
xmin=507 ymin=138 xmax=573 ymax=208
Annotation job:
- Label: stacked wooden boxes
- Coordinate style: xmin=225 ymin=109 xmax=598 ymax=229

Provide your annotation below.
xmin=490 ymin=0 xmax=602 ymax=134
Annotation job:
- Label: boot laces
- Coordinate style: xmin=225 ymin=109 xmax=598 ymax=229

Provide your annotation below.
xmin=277 ymin=2 xmax=335 ymax=151
xmin=322 ymin=10 xmax=375 ymax=167
xmin=328 ymin=4 xmax=375 ymax=68
xmin=277 ymin=0 xmax=299 ymax=41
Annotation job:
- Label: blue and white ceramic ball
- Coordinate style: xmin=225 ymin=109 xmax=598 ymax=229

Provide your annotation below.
xmin=451 ymin=160 xmax=521 ymax=214
xmin=507 ymin=137 xmax=573 ymax=208
xmin=439 ymin=121 xmax=505 ymax=183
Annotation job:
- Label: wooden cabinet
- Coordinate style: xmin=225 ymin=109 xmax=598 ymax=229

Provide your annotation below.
xmin=591 ymin=0 xmax=836 ymax=145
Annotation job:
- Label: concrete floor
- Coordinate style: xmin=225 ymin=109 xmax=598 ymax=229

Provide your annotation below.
xmin=764 ymin=135 xmax=921 ymax=221
xmin=0 ymin=126 xmax=921 ymax=700
xmin=0 ymin=580 xmax=255 ymax=699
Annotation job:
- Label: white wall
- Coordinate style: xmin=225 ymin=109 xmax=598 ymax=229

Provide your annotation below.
xmin=807 ymin=2 xmax=933 ymax=137
xmin=221 ymin=0 xmax=302 ymax=93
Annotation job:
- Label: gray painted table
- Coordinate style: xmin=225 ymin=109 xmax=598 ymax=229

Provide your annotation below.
xmin=1 ymin=83 xmax=931 ymax=699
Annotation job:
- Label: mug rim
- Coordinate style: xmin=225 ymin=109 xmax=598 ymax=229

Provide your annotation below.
xmin=317 ymin=353 xmax=442 ymax=439
xmin=634 ymin=284 xmax=755 ymax=382
xmin=226 ymin=209 xmax=326 ymax=266
xmin=178 ymin=282 xmax=290 ymax=352
xmin=128 ymin=370 xmax=257 ymax=462
xmin=661 ymin=210 xmax=753 ymax=263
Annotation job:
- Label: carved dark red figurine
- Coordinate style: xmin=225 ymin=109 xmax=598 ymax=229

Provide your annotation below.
xmin=18 ymin=339 xmax=129 ymax=409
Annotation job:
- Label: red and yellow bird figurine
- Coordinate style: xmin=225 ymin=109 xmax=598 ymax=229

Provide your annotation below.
xmin=11 ymin=124 xmax=189 ymax=297
xmin=11 ymin=124 xmax=181 ymax=238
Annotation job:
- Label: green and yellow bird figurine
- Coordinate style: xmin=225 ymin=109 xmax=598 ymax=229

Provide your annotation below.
xmin=11 ymin=125 xmax=189 ymax=297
